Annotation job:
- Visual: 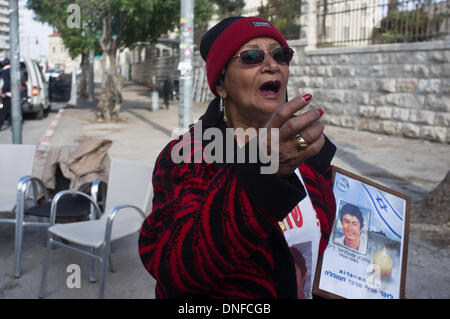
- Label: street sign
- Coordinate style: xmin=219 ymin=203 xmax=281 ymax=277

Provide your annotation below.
xmin=183 ymin=48 xmax=191 ymax=57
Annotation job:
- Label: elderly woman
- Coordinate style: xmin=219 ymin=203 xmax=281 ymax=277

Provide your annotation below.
xmin=139 ymin=16 xmax=337 ymax=299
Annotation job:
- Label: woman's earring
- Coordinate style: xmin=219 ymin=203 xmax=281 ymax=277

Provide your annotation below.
xmin=223 ymin=102 xmax=227 ymax=122
xmin=220 ymin=95 xmax=227 ymax=121
xmin=219 ymin=79 xmax=227 ymax=122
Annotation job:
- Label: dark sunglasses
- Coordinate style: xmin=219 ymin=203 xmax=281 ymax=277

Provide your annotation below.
xmin=232 ymin=46 xmax=294 ymax=65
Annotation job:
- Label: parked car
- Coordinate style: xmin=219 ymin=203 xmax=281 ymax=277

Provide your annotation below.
xmin=44 ymin=68 xmax=63 ymax=82
xmin=21 ymin=59 xmax=50 ymax=119
xmin=49 ymin=73 xmax=71 ymax=102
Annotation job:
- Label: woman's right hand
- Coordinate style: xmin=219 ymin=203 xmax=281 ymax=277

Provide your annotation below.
xmin=264 ymin=93 xmax=326 ymax=178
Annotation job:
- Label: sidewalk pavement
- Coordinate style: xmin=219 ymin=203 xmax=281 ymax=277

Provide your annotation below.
xmin=1 ymin=81 xmax=449 ymax=299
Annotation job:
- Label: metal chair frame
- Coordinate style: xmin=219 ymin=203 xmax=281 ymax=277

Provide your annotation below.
xmin=5 ymin=176 xmax=102 ymax=278
xmin=0 ymin=144 xmax=36 ymax=276
xmin=38 ymin=190 xmax=146 ymax=299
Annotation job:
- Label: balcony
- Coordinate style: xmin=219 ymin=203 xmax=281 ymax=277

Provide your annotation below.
xmin=0 ymin=16 xmax=8 ymax=24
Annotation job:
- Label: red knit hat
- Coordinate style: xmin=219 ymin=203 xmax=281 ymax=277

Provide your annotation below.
xmin=200 ymin=16 xmax=289 ymax=96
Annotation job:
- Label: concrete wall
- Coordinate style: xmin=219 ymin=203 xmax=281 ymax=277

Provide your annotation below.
xmin=129 ymin=0 xmax=450 ymax=143
xmin=130 ymin=54 xmax=178 ymax=88
xmin=288 ymin=39 xmax=450 ymax=143
xmin=131 ymin=39 xmax=450 ymax=143
xmin=131 ymin=50 xmax=215 ymax=102
xmin=184 ymin=39 xmax=450 ymax=143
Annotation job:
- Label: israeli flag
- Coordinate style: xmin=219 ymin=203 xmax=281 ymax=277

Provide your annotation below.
xmin=362 ymin=184 xmax=404 ymax=241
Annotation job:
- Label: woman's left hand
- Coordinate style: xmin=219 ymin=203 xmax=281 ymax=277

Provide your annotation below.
xmin=263 ymin=94 xmax=325 ymax=177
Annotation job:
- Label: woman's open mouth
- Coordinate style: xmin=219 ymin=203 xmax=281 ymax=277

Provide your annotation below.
xmin=258 ymin=80 xmax=281 ymax=98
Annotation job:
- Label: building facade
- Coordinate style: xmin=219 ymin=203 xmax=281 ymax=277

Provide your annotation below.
xmin=47 ymin=30 xmax=81 ymax=72
xmin=0 ymin=0 xmax=9 ymax=58
xmin=19 ymin=0 xmax=53 ymax=62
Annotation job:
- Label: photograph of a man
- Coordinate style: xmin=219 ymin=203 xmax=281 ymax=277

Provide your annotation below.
xmin=290 ymin=246 xmax=308 ymax=299
xmin=334 ymin=202 xmax=368 ymax=254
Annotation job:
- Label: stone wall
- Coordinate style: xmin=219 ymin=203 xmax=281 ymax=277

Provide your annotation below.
xmin=130 ymin=55 xmax=179 ymax=88
xmin=131 ymin=51 xmax=215 ymax=103
xmin=288 ymin=40 xmax=450 ymax=143
xmin=129 ymin=39 xmax=450 ymax=143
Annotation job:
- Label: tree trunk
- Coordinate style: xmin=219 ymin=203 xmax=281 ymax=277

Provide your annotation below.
xmin=108 ymin=50 xmax=123 ymax=121
xmin=96 ymin=10 xmax=123 ymax=122
xmin=410 ymin=170 xmax=450 ymax=248
xmin=77 ymin=53 xmax=89 ymax=100
xmin=97 ymin=53 xmax=111 ymax=122
xmin=97 ymin=49 xmax=123 ymax=122
xmin=411 ymin=170 xmax=450 ymax=226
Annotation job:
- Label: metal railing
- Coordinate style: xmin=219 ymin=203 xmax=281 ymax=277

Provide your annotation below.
xmin=317 ymin=0 xmax=450 ymax=47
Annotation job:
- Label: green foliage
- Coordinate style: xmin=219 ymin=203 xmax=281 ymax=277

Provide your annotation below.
xmin=194 ymin=0 xmax=215 ymax=28
xmin=27 ymin=0 xmax=95 ymax=58
xmin=29 ymin=0 xmax=214 ymax=120
xmin=28 ymin=0 xmax=214 ymax=52
xmin=211 ymin=0 xmax=245 ymax=19
xmin=257 ymin=0 xmax=301 ymax=40
xmin=371 ymin=4 xmax=448 ymax=43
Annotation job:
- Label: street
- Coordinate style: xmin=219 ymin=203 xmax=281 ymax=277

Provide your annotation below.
xmin=0 ymin=0 xmax=447 ymax=304
xmin=0 ymin=102 xmax=64 ymax=147
xmin=0 ymin=82 xmax=449 ymax=299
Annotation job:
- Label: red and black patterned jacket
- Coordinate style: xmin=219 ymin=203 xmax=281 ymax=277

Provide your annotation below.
xmin=139 ymin=98 xmax=337 ymax=299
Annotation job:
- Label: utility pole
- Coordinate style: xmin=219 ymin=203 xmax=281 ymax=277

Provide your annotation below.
xmin=177 ymin=0 xmax=194 ymax=134
xmin=9 ymin=0 xmax=22 ymax=144
xmin=82 ymin=20 xmax=94 ymax=103
xmin=88 ymin=47 xmax=94 ymax=102
xmin=68 ymin=67 xmax=77 ymax=106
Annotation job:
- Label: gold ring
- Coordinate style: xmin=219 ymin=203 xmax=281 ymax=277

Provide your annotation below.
xmin=296 ymin=135 xmax=308 ymax=150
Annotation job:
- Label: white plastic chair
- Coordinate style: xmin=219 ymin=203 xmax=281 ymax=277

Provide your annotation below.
xmin=0 ymin=144 xmax=36 ymax=277
xmin=0 ymin=143 xmax=103 ymax=278
xmin=38 ymin=158 xmax=154 ymax=299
